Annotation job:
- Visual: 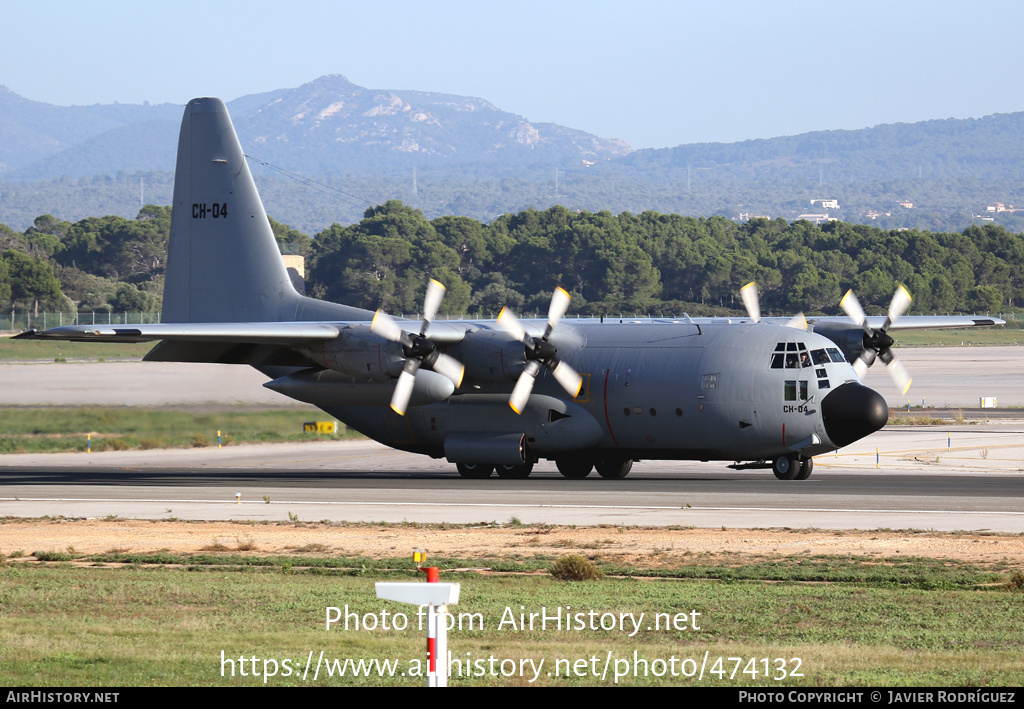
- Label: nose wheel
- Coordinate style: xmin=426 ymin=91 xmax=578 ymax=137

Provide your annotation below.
xmin=773 ymin=456 xmax=813 ymax=480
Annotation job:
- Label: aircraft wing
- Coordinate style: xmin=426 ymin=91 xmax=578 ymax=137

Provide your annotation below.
xmin=800 ymin=315 xmax=1005 ymax=331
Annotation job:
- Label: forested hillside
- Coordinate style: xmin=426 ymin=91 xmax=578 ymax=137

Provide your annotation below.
xmin=1 ymin=202 xmax=1019 ymax=319
xmin=305 ymin=202 xmax=1019 ymax=317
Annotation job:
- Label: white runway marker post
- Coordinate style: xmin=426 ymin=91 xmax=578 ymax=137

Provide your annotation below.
xmin=375 ymin=550 xmax=460 ymax=687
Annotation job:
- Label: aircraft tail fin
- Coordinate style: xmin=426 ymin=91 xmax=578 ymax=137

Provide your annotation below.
xmin=162 ymin=98 xmax=368 ymax=324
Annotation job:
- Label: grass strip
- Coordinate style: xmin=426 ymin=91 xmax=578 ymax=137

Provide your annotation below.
xmin=0 ymin=559 xmax=1021 ymax=686
xmin=0 ymin=338 xmax=153 ymax=361
xmin=0 ymin=406 xmax=362 ymax=453
xmin=21 ymin=549 xmax=1010 ymax=590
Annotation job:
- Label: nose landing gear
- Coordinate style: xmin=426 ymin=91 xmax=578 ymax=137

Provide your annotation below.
xmin=773 ymin=456 xmax=813 ymax=480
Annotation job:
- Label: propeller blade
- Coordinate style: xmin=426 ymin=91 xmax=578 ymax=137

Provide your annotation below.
xmin=389 ymin=364 xmax=419 ymax=416
xmin=497 ymin=306 xmax=527 ymax=343
xmin=840 ymin=286 xmax=913 ymax=391
xmin=376 ymin=278 xmax=467 ymax=414
xmin=551 ymin=360 xmax=583 ymax=398
xmin=785 ymin=312 xmax=807 ymax=330
xmin=371 ymin=309 xmax=405 ymax=343
xmin=431 ymin=352 xmax=465 ymax=387
xmin=885 ymin=356 xmax=912 ymax=395
xmin=840 ymin=289 xmax=870 ymax=333
xmin=886 ymin=284 xmax=912 ymax=330
xmin=509 ymin=361 xmax=542 ymax=414
xmin=852 ymin=357 xmax=869 ymax=379
xmin=422 ymin=279 xmax=446 ymax=329
xmin=546 ymin=287 xmax=571 ymax=335
xmin=740 ymin=282 xmax=760 ymax=323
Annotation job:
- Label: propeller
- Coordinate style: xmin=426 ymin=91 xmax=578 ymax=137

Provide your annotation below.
xmin=371 ymin=279 xmax=465 ymax=415
xmin=741 ymin=282 xmax=806 ymax=330
xmin=740 ymin=282 xmax=761 ymax=323
xmin=497 ymin=287 xmax=583 ymax=414
xmin=839 ymin=285 xmax=913 ymax=394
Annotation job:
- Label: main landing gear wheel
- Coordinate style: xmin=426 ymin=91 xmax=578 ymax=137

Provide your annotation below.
xmin=556 ymin=459 xmax=593 ymax=479
xmin=794 ymin=457 xmax=814 ymax=480
xmin=595 ymin=459 xmax=633 ymax=479
xmin=772 ymin=456 xmax=799 ymax=480
xmin=456 ymin=462 xmax=494 ymax=479
xmin=496 ymin=462 xmax=534 ymax=479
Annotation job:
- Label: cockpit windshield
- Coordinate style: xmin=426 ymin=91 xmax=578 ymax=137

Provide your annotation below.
xmin=771 ymin=342 xmax=848 ymax=368
xmin=770 ymin=341 xmax=810 ymax=369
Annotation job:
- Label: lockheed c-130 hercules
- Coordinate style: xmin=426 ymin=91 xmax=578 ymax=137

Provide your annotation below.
xmin=16 ymin=98 xmax=1005 ymax=481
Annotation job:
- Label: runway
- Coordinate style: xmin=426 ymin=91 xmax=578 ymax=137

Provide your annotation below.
xmin=1 ymin=429 xmax=1022 ymax=531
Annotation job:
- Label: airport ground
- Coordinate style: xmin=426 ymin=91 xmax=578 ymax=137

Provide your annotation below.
xmin=2 ymin=345 xmax=1023 ymax=687
xmin=0 ymin=346 xmax=1022 ymax=548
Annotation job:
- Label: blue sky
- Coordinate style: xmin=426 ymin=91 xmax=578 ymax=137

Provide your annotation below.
xmin=6 ymin=0 xmax=1024 ymax=149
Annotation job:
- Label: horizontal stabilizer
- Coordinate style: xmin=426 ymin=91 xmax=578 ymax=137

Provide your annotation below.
xmin=14 ymin=322 xmax=342 ymax=344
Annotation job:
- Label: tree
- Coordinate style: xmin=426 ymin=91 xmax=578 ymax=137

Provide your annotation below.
xmin=1 ymin=250 xmax=63 ymax=311
xmin=268 ymin=215 xmax=312 ymax=256
xmin=308 ymin=201 xmax=469 ymax=313
xmin=0 ymin=257 xmax=11 ymax=305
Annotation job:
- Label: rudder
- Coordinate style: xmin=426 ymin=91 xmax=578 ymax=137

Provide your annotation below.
xmin=162 ymin=98 xmax=300 ymax=323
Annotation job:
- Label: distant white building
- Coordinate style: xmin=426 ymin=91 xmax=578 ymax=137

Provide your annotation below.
xmin=985 ymin=203 xmax=1019 ymax=213
xmin=810 ymin=198 xmax=840 ymax=209
xmin=796 ymin=214 xmax=833 ymax=225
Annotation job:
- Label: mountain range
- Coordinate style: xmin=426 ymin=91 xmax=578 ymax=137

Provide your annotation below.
xmin=0 ymin=75 xmax=631 ymax=181
xmin=2 ymin=75 xmax=1023 ymax=234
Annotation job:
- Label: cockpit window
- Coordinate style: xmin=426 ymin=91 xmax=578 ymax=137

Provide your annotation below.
xmin=772 ymin=342 xmax=811 ymax=369
xmin=811 ymin=349 xmax=830 ymax=365
xmin=827 ymin=347 xmax=846 ymax=363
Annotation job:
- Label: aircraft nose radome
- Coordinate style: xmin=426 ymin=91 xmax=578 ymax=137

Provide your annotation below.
xmin=821 ymin=383 xmax=888 ymax=448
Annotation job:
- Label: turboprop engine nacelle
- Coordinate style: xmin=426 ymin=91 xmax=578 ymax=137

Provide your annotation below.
xmin=264 ymin=368 xmax=455 ymax=408
xmin=809 ymin=321 xmax=867 ymax=365
xmin=455 ymin=329 xmax=530 ymax=384
xmin=298 ymin=325 xmax=404 ymax=381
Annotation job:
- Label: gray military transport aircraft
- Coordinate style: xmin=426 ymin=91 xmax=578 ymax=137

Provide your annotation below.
xmin=16 ymin=98 xmax=1005 ymax=481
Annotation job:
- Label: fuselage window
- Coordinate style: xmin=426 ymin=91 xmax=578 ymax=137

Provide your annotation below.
xmin=785 ymin=380 xmax=796 ymax=401
xmin=785 ymin=380 xmax=809 ymax=401
xmin=818 ymin=379 xmax=831 ymax=389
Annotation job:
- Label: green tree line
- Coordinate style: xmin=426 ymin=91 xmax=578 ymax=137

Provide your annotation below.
xmin=307 ymin=201 xmax=1020 ymax=316
xmin=1 ymin=201 xmax=1021 ymax=319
